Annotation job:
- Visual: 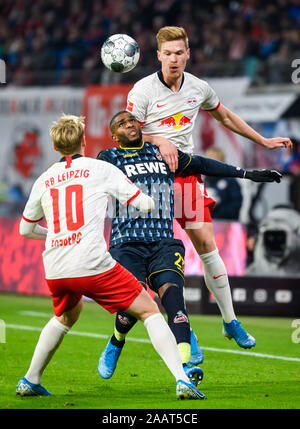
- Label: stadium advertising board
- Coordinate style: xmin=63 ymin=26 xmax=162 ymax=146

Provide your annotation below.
xmin=183 ymin=276 xmax=300 ymax=318
xmin=0 ymin=218 xmax=246 ymax=297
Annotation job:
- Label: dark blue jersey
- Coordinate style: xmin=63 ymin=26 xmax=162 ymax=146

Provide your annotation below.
xmin=97 ymin=141 xmax=245 ymax=247
xmin=98 ymin=142 xmax=189 ymax=246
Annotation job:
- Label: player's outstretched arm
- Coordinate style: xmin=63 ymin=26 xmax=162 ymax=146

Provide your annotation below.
xmin=208 ymin=104 xmax=293 ymax=150
xmin=179 ymin=153 xmax=282 ymax=183
xmin=19 ymin=218 xmax=47 ymax=240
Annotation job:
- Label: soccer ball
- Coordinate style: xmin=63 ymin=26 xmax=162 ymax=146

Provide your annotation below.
xmin=101 ymin=34 xmax=140 ymax=73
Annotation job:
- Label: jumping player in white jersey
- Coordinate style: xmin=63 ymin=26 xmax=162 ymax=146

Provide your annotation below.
xmin=126 ymin=26 xmax=293 ymax=354
xmin=15 ymin=114 xmax=206 ymax=400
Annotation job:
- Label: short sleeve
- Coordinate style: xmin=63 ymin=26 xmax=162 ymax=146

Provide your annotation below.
xmin=200 ymin=81 xmax=220 ymax=111
xmin=126 ymin=84 xmax=149 ymax=125
xmin=22 ymin=178 xmax=44 ymax=222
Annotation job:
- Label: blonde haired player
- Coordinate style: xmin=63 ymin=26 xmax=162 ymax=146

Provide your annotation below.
xmin=126 ymin=26 xmax=293 ymax=358
xmin=16 ymin=114 xmax=206 ymax=400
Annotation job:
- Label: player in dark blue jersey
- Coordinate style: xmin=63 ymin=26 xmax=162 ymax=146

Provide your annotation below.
xmin=97 ymin=111 xmax=282 ymax=385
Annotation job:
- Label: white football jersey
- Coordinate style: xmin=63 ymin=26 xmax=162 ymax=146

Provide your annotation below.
xmin=127 ymin=71 xmax=220 ymax=154
xmin=22 ymin=155 xmax=142 ymax=279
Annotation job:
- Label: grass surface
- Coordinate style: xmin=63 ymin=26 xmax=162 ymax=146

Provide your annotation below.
xmin=0 ymin=293 xmax=300 ymax=411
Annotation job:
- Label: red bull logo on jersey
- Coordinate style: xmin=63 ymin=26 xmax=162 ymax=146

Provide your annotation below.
xmin=158 ymin=112 xmax=192 ymax=130
xmin=187 ymin=98 xmax=197 ymax=106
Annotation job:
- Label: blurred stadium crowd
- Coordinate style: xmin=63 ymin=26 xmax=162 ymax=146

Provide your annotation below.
xmin=1 ymin=0 xmax=300 ymax=86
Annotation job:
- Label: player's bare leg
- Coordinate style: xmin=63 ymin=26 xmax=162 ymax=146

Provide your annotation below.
xmin=185 ymin=223 xmax=256 ymax=348
xmin=16 ymin=299 xmax=83 ymax=396
xmin=185 ymin=223 xmax=236 ymax=322
xmin=56 ymin=298 xmax=83 ymax=327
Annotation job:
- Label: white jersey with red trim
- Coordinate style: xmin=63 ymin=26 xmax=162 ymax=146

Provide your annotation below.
xmin=126 ymin=71 xmax=220 ymax=154
xmin=22 ymin=155 xmax=142 ymax=279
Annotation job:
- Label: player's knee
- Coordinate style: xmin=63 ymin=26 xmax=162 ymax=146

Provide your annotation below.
xmin=57 ymin=299 xmax=83 ymax=328
xmin=186 ymin=225 xmax=216 ymax=255
xmin=201 ymin=236 xmax=217 ymax=254
xmin=140 ymin=291 xmax=160 ymax=321
xmin=127 ymin=289 xmax=159 ymax=322
xmin=139 ymin=302 xmax=160 ymax=322
xmin=158 ymin=282 xmax=179 ymax=300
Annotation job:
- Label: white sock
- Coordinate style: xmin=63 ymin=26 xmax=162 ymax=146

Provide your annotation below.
xmin=200 ymin=249 xmax=236 ymax=323
xmin=144 ymin=313 xmax=190 ymax=383
xmin=25 ymin=317 xmax=69 ymax=384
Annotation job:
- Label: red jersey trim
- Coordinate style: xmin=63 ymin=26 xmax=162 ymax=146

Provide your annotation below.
xmin=204 ymin=101 xmax=221 ymax=111
xmin=124 ymin=190 xmax=141 ymax=206
xmin=137 ymin=120 xmax=145 ymax=126
xmin=22 ymin=215 xmax=44 ymax=223
xmin=65 ymin=156 xmax=72 ymax=168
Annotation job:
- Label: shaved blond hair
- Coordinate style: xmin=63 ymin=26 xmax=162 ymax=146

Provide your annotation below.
xmin=50 ymin=114 xmax=85 ymax=155
xmin=156 ymin=26 xmax=189 ymax=51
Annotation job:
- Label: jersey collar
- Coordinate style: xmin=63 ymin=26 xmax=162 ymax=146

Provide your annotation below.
xmin=59 ymin=154 xmax=83 ymax=162
xmin=157 ymin=70 xmax=185 ymax=91
xmin=119 ymin=141 xmax=145 ymax=150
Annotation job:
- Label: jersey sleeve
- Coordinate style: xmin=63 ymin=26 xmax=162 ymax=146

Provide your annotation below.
xmin=200 ymin=81 xmax=220 ymax=111
xmin=101 ymin=161 xmax=142 ymax=206
xmin=176 ymin=150 xmax=192 ymax=175
xmin=126 ymin=84 xmax=149 ymax=125
xmin=22 ymin=178 xmax=44 ymax=223
xmin=179 ymin=154 xmax=245 ymax=178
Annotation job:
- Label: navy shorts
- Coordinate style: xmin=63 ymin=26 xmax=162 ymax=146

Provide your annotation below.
xmin=109 ymin=238 xmax=185 ymax=293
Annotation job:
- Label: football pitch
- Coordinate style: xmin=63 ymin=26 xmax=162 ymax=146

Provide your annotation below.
xmin=0 ymin=293 xmax=300 ymax=411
